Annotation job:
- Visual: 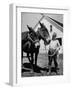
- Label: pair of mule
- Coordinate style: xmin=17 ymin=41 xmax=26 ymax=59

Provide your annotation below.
xmin=22 ymin=22 xmax=51 ymax=71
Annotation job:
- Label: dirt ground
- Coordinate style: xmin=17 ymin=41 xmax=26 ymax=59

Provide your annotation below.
xmin=21 ymin=52 xmax=63 ymax=77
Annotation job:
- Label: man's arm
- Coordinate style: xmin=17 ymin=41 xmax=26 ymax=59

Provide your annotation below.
xmin=56 ymin=40 xmax=60 ymax=51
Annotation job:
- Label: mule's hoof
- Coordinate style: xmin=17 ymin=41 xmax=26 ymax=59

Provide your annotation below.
xmin=30 ymin=70 xmax=34 ymax=73
xmin=47 ymin=70 xmax=51 ymax=75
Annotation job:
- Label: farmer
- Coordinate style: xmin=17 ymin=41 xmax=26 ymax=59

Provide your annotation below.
xmin=48 ymin=32 xmax=60 ymax=73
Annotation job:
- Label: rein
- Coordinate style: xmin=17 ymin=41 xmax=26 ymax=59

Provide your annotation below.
xmin=48 ymin=50 xmax=58 ymax=56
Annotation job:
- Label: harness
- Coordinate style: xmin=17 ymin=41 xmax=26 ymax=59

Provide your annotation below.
xmin=28 ymin=32 xmax=39 ymax=44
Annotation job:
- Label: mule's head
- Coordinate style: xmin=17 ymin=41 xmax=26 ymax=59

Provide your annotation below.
xmin=38 ymin=22 xmax=51 ymax=45
xmin=27 ymin=25 xmax=40 ymax=48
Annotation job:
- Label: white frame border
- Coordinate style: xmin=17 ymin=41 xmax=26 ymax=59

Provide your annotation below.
xmin=9 ymin=4 xmax=70 ymax=86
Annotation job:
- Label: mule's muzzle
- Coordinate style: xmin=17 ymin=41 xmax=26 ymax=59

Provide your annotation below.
xmin=35 ymin=42 xmax=40 ymax=48
xmin=44 ymin=39 xmax=51 ymax=45
xmin=47 ymin=39 xmax=51 ymax=44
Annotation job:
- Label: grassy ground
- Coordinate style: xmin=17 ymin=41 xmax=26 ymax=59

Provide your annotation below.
xmin=22 ymin=52 xmax=63 ymax=77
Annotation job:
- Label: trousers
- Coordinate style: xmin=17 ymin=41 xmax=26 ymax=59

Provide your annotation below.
xmin=48 ymin=51 xmax=58 ymax=69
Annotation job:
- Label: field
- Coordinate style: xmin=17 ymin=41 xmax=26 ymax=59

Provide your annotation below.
xmin=21 ymin=52 xmax=63 ymax=77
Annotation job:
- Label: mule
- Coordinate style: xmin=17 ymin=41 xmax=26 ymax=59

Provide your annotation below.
xmin=22 ymin=25 xmax=40 ymax=66
xmin=22 ymin=22 xmax=51 ymax=71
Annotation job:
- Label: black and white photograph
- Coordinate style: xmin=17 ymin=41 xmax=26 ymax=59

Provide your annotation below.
xmin=21 ymin=12 xmax=63 ymax=77
xmin=9 ymin=4 xmax=71 ymax=86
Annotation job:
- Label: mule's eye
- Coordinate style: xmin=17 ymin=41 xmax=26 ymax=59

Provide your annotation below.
xmin=43 ymin=33 xmax=46 ymax=37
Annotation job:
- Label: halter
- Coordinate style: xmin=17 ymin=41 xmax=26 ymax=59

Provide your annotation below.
xmin=28 ymin=32 xmax=39 ymax=44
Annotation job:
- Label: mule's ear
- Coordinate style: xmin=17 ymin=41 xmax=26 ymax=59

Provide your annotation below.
xmin=39 ymin=21 xmax=43 ymax=27
xmin=27 ymin=25 xmax=31 ymax=31
xmin=27 ymin=25 xmax=29 ymax=29
xmin=27 ymin=25 xmax=35 ymax=33
xmin=39 ymin=21 xmax=41 ymax=25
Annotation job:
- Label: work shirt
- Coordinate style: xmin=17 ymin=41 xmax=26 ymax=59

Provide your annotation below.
xmin=49 ymin=39 xmax=60 ymax=49
xmin=48 ymin=39 xmax=60 ymax=55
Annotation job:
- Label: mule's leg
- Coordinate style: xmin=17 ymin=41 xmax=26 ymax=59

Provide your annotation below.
xmin=27 ymin=53 xmax=31 ymax=63
xmin=35 ymin=48 xmax=39 ymax=66
xmin=31 ymin=53 xmax=34 ymax=65
xmin=31 ymin=53 xmax=35 ymax=71
xmin=27 ymin=53 xmax=34 ymax=72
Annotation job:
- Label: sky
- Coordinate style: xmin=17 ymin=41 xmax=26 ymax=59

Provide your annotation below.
xmin=21 ymin=12 xmax=63 ymax=32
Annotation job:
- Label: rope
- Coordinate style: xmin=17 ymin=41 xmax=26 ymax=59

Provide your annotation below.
xmin=45 ymin=45 xmax=59 ymax=57
xmin=48 ymin=50 xmax=58 ymax=56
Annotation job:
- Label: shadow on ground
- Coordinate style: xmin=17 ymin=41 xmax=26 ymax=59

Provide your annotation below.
xmin=22 ymin=63 xmax=49 ymax=73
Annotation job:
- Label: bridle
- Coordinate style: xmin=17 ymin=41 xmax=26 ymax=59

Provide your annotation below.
xmin=29 ymin=32 xmax=40 ymax=44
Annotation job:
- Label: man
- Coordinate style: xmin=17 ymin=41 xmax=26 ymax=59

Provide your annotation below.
xmin=48 ymin=32 xmax=60 ymax=74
